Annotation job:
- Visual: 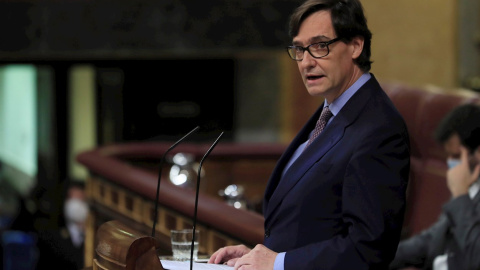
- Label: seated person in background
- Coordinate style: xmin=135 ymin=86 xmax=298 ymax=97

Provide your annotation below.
xmin=389 ymin=103 xmax=480 ymax=270
xmin=35 ymin=179 xmax=89 ymax=270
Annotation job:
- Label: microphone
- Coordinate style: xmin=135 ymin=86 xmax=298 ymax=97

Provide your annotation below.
xmin=151 ymin=126 xmax=200 ymax=238
xmin=190 ymin=131 xmax=224 ymax=270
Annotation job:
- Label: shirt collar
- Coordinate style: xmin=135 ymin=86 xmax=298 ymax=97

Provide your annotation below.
xmin=325 ymin=73 xmax=371 ymax=116
xmin=469 ymin=178 xmax=480 ymax=199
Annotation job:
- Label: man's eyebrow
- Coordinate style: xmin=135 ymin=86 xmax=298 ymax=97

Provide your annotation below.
xmin=292 ymin=35 xmax=331 ymax=46
xmin=292 ymin=40 xmax=303 ymax=46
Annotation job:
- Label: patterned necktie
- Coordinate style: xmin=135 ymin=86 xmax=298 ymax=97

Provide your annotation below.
xmin=305 ymin=106 xmax=333 ymax=148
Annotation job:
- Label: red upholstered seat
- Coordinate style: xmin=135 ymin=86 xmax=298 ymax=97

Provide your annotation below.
xmin=381 ymin=82 xmax=480 ymax=237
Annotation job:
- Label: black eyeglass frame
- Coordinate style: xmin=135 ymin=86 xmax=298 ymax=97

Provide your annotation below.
xmin=286 ymin=37 xmax=342 ymax=61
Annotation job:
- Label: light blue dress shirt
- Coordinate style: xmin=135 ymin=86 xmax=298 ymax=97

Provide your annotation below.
xmin=273 ymin=73 xmax=371 ymax=270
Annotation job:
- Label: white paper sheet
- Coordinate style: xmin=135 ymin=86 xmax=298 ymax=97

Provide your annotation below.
xmin=160 ymin=260 xmax=233 ymax=270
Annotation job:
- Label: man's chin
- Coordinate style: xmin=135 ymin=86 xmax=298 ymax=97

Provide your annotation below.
xmin=306 ymin=87 xmax=328 ymax=97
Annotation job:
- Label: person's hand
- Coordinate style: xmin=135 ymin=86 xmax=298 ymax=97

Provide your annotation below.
xmin=208 ymin=244 xmax=251 ymax=266
xmin=447 ymin=146 xmax=480 ymax=198
xmin=232 ymin=244 xmax=277 ymax=270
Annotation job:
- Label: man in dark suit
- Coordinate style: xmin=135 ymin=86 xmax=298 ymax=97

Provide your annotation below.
xmin=389 ymin=104 xmax=480 ymax=270
xmin=208 ymin=0 xmax=410 ymax=269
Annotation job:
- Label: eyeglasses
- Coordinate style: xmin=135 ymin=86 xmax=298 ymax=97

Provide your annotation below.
xmin=286 ymin=37 xmax=342 ymax=61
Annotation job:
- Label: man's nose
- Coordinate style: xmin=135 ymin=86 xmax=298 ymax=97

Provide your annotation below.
xmin=300 ymin=50 xmax=316 ymax=68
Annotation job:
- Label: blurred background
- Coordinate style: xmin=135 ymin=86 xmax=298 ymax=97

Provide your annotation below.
xmin=0 ymin=0 xmax=479 ymax=268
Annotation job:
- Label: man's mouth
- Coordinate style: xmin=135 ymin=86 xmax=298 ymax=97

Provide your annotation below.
xmin=307 ymin=75 xmax=324 ymax=81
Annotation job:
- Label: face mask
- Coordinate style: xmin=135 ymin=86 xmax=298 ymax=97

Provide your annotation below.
xmin=447 ymin=158 xmax=461 ymax=169
xmin=64 ymin=198 xmax=89 ymax=224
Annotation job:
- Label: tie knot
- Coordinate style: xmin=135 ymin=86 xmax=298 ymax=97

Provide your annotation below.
xmin=305 ymin=106 xmax=333 ymax=149
xmin=319 ymin=106 xmax=333 ymax=121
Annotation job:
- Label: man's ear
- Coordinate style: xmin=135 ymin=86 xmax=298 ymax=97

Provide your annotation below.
xmin=351 ymin=36 xmax=364 ymax=60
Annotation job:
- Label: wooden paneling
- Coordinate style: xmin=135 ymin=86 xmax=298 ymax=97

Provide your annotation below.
xmin=85 ymin=176 xmax=243 ymax=260
xmin=77 ymin=142 xmax=285 ymax=268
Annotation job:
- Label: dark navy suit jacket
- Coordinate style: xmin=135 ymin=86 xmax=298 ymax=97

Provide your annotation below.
xmin=263 ymin=75 xmax=410 ymax=269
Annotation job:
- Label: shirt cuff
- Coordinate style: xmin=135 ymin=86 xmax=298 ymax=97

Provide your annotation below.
xmin=273 ymin=252 xmax=285 ymax=270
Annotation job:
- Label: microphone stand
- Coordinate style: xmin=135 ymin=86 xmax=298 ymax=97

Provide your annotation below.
xmin=190 ymin=131 xmax=224 ymax=270
xmin=151 ymin=126 xmax=200 ymax=238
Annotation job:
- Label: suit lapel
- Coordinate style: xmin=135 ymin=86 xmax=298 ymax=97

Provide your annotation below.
xmin=265 ymin=120 xmax=345 ymax=217
xmin=262 ymin=105 xmax=322 ymax=209
xmin=263 ymin=75 xmax=382 ymax=223
xmin=427 ymin=215 xmax=450 ymax=264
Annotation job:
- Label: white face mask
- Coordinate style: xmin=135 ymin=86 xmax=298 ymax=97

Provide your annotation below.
xmin=64 ymin=198 xmax=89 ymax=224
xmin=447 ymin=158 xmax=461 ymax=169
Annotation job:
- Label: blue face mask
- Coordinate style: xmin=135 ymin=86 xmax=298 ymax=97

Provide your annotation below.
xmin=447 ymin=158 xmax=461 ymax=169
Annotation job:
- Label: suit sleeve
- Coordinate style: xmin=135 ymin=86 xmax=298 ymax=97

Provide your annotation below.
xmin=443 ymin=194 xmax=480 ymax=270
xmin=388 ymin=217 xmax=446 ymax=269
xmin=284 ymin=125 xmax=410 ymax=270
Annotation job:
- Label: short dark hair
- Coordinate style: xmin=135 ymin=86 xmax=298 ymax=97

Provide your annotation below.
xmin=60 ymin=178 xmax=86 ymax=199
xmin=434 ymin=103 xmax=480 ymax=153
xmin=288 ymin=0 xmax=373 ymax=72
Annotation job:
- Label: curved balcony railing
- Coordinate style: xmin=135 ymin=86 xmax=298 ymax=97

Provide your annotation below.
xmin=76 ymin=141 xmax=286 ymax=264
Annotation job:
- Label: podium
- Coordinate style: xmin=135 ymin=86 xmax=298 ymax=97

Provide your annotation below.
xmin=76 ymin=141 xmax=285 ymax=268
xmin=92 ymin=220 xmax=164 ymax=270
